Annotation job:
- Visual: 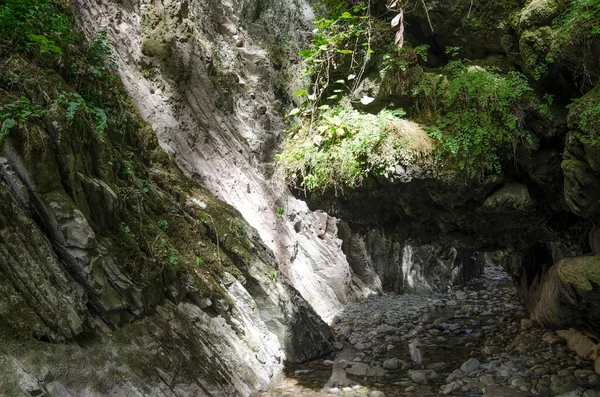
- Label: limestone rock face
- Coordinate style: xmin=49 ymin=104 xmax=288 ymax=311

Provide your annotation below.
xmin=74 ymin=0 xmax=388 ymax=327
xmin=0 ymin=22 xmax=333 ymax=397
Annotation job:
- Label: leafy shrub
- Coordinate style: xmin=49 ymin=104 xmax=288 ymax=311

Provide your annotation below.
xmin=0 ymin=96 xmax=46 ymax=153
xmin=298 ymin=2 xmax=375 ymax=105
xmin=414 ymin=62 xmax=535 ymax=177
xmin=554 ymin=0 xmax=600 ymax=41
xmin=277 ymin=101 xmax=434 ymax=192
xmin=0 ymin=0 xmax=139 ymax=144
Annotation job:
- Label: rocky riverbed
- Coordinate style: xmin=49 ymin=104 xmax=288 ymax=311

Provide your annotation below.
xmin=263 ymin=266 xmax=600 ymax=397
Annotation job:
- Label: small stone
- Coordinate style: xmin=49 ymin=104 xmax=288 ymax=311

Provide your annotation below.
xmin=555 ymin=388 xmax=586 ymax=397
xmin=383 ymin=358 xmax=400 ymax=370
xmin=372 ymin=312 xmax=383 ymax=325
xmin=441 ymin=381 xmax=461 ymax=395
xmin=294 ymin=370 xmax=310 ymax=376
xmin=575 ymin=369 xmax=594 ymax=377
xmin=480 ymin=374 xmax=494 ymax=386
xmin=323 ymin=360 xmax=335 ymax=366
xmin=408 ymin=369 xmax=437 ymax=384
xmin=346 ymin=363 xmax=369 ymax=376
xmin=405 ymin=385 xmax=416 ymax=392
xmin=542 ymin=332 xmax=563 ymax=346
xmin=509 ymin=378 xmax=528 ymax=389
xmin=520 ymin=318 xmax=533 ymax=330
xmin=355 ymin=342 xmax=372 ymax=350
xmin=484 ymin=346 xmax=501 ymax=355
xmin=446 ymin=300 xmax=458 ymax=307
xmin=461 ymin=357 xmax=481 ymax=373
xmin=369 ymin=391 xmax=386 ymax=397
xmin=552 ymin=376 xmax=580 ymax=394
xmin=428 ymin=329 xmax=441 ymax=337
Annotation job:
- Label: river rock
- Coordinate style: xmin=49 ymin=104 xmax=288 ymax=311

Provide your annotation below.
xmin=461 ymin=357 xmax=481 ymax=373
xmin=383 ymin=358 xmax=400 ymax=370
xmin=346 ymin=362 xmax=369 ymax=376
xmin=355 ymin=342 xmax=372 ymax=350
xmin=441 ymin=381 xmax=462 ymax=394
xmin=551 ymin=376 xmax=580 ymax=394
xmin=408 ymin=369 xmax=437 ymax=384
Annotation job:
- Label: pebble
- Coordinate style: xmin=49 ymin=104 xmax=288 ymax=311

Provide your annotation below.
xmin=461 ymin=357 xmax=481 ymax=373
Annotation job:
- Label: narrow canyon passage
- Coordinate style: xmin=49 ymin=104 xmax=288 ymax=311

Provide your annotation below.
xmin=2 ymin=0 xmax=600 ymax=396
xmin=267 ymin=263 xmax=600 ymax=397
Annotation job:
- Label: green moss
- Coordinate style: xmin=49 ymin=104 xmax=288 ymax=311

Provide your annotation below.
xmin=557 ymin=255 xmax=600 ymax=292
xmin=141 ymin=37 xmax=167 ymax=59
xmin=567 ymin=85 xmax=600 ymax=143
xmin=518 ymin=27 xmax=556 ymax=79
xmin=277 ymin=101 xmax=435 ymax=192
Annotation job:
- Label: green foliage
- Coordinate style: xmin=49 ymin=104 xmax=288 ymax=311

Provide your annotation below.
xmin=0 ymin=0 xmax=74 ymax=62
xmin=157 ymin=219 xmax=169 ymax=232
xmin=227 ymin=217 xmax=247 ymax=244
xmin=277 ymin=207 xmax=284 ymax=216
xmin=268 ymin=268 xmax=278 ymax=281
xmin=554 ymin=0 xmax=600 ymax=41
xmin=567 ymin=85 xmax=600 ymax=144
xmin=413 ymin=45 xmax=430 ymax=63
xmin=414 ymin=62 xmax=536 ymax=177
xmin=0 ymin=96 xmax=46 ymax=153
xmin=0 ymin=0 xmax=138 ymax=138
xmin=297 ymin=1 xmax=372 ymax=106
xmin=278 ymin=101 xmax=434 ymax=191
xmin=52 ymin=93 xmax=108 ymax=133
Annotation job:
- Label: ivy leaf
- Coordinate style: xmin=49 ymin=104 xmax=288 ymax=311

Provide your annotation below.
xmin=327 ymin=95 xmax=338 ymax=100
xmin=347 ymin=74 xmax=356 ymax=80
xmin=294 ymin=89 xmax=308 ymax=97
xmin=335 ymin=79 xmax=345 ymax=84
xmin=288 ymin=108 xmax=301 ymax=116
xmin=341 ymin=12 xmax=353 ymax=19
xmin=318 ymin=105 xmax=330 ymax=110
xmin=338 ymin=49 xmax=353 ymax=54
xmin=319 ymin=44 xmax=328 ymax=51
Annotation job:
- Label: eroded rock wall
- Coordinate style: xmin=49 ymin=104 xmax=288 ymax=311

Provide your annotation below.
xmin=0 ymin=50 xmax=333 ymax=396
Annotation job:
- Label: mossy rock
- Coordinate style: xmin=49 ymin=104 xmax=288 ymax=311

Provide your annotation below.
xmin=516 ymin=0 xmax=568 ymax=30
xmin=562 ymin=141 xmax=600 ymax=219
xmin=557 ymin=254 xmax=600 ymax=292
xmin=141 ymin=37 xmax=168 ymax=59
xmin=483 ymin=183 xmax=532 ymax=211
xmin=518 ymin=26 xmax=555 ymax=78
